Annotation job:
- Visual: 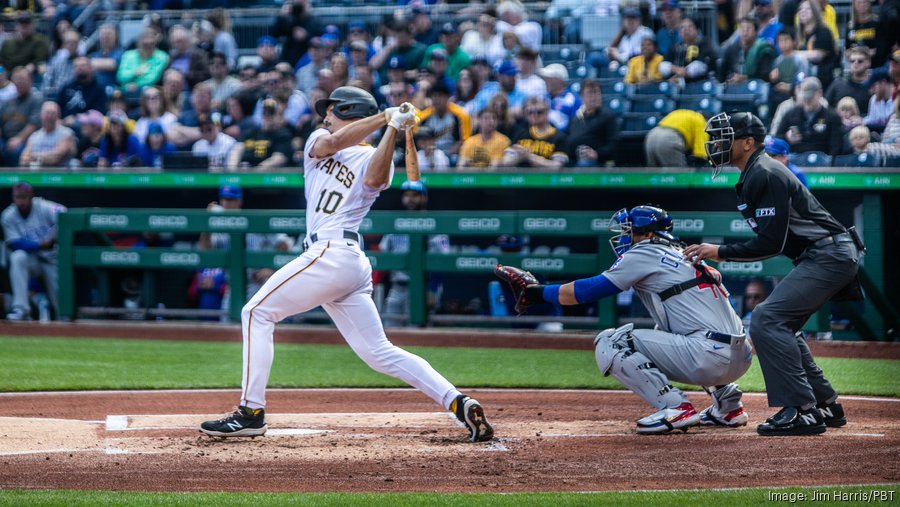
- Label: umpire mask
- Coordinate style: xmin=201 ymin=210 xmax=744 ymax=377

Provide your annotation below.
xmin=704 ymin=112 xmax=734 ymax=178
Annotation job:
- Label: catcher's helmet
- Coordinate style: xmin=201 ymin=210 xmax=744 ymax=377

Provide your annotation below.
xmin=608 ymin=205 xmax=676 ymax=256
xmin=315 ymin=86 xmax=378 ymax=120
xmin=704 ymin=111 xmax=766 ymax=177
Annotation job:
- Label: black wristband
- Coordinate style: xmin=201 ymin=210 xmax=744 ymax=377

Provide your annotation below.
xmin=524 ymin=284 xmax=546 ymax=302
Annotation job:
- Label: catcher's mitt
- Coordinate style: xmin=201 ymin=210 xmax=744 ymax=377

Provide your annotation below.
xmin=493 ymin=264 xmax=543 ymax=315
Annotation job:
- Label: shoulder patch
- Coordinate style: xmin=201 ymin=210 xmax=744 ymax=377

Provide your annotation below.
xmin=755 ymin=207 xmax=776 ymax=217
xmin=608 ymin=256 xmax=624 ymax=271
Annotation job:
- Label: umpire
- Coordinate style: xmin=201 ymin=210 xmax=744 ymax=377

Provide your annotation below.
xmin=683 ymin=112 xmax=865 ymax=436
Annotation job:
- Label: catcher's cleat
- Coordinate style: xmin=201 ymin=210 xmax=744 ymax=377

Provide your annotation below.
xmin=698 ymin=405 xmax=749 ymax=427
xmin=636 ymin=402 xmax=700 ymax=434
xmin=453 ymin=395 xmax=494 ymax=442
xmin=816 ymin=401 xmax=847 ymax=428
xmin=200 ymin=406 xmax=267 ymax=437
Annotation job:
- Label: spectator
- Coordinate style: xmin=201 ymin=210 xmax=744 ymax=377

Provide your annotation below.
xmin=138 ymin=122 xmax=176 ymax=168
xmin=192 ymin=113 xmax=236 ymax=170
xmin=825 ymin=46 xmax=871 ymax=116
xmin=422 ymin=22 xmax=471 ymax=81
xmin=98 ymin=111 xmax=141 ymax=168
xmin=864 ymin=70 xmax=894 ymax=131
xmin=795 ymin=0 xmax=837 ymax=90
xmin=315 ymin=67 xmax=338 ymax=96
xmin=330 ymin=53 xmax=349 ymax=88
xmin=644 ymin=109 xmax=709 ymax=167
xmin=42 ymin=29 xmax=81 ymax=100
xmin=471 ymin=60 xmax=526 ymax=117
xmin=604 ymin=8 xmax=654 ymax=69
xmin=418 ymin=80 xmax=471 ymax=164
xmin=458 ymin=108 xmax=511 ymax=169
xmin=796 ymin=0 xmax=840 ymax=46
xmin=662 ymin=17 xmax=716 ymax=84
xmin=656 ymin=0 xmax=683 ymax=57
xmin=0 ymin=14 xmax=50 ymax=73
xmin=538 ymin=64 xmax=581 ymax=132
xmin=489 ymin=92 xmax=519 ymax=139
xmin=848 ymin=124 xmax=872 ymax=153
xmin=776 ymin=76 xmax=844 ymax=156
xmin=875 ymin=0 xmax=900 ymax=68
xmin=754 ymin=0 xmax=784 ymax=50
xmin=741 ymin=278 xmax=769 ymax=328
xmin=860 ymin=100 xmax=900 ymax=159
xmin=237 ymin=63 xmax=261 ymax=95
xmin=411 ymin=125 xmax=450 ymax=172
xmin=454 ymin=68 xmax=481 ymax=116
xmin=460 ymin=14 xmax=505 ymax=67
xmin=719 ymin=16 xmax=776 ymax=83
xmin=106 ymin=90 xmax=136 ymax=132
xmin=117 ymin=30 xmax=169 ymax=92
xmin=58 ymin=56 xmax=108 ymax=122
xmin=180 ymin=83 xmax=213 ymax=127
xmin=201 ymin=52 xmax=241 ymax=111
xmin=0 ymin=67 xmax=15 ymax=104
xmin=410 ymin=7 xmax=438 ymax=47
xmin=495 ymin=0 xmax=542 ymax=52
xmin=624 ymin=37 xmax=664 ymax=85
xmin=349 ymin=65 xmax=386 ymax=109
xmin=371 ymin=23 xmax=426 ymax=84
xmin=379 ymin=180 xmax=449 ymax=327
xmin=769 ymin=29 xmax=810 ymax=113
xmin=223 ymin=93 xmax=255 ymax=141
xmin=207 ymin=8 xmax=238 ymax=71
xmin=19 ymin=101 xmax=76 ymax=167
xmin=273 ymin=0 xmax=323 ymax=68
xmin=347 ymin=41 xmax=372 ymax=80
xmin=88 ymin=23 xmax=122 ymax=92
xmin=256 ymin=36 xmax=280 ymax=74
xmin=133 ymin=86 xmax=177 ymax=144
xmin=295 ymin=37 xmax=332 ymax=97
xmin=836 ymin=96 xmax=865 ymax=133
xmin=253 ymin=65 xmax=310 ymax=129
xmin=421 ymin=48 xmax=456 ymax=95
xmin=167 ymin=25 xmax=210 ymax=89
xmin=502 ymin=96 xmax=568 ymax=169
xmin=161 ymin=69 xmax=189 ymax=117
xmin=229 ymin=99 xmax=293 ymax=169
xmin=2 ymin=182 xmax=65 ymax=321
xmin=846 ymin=0 xmax=880 ymax=53
xmin=74 ymin=109 xmax=104 ymax=168
xmin=345 ymin=20 xmax=374 ymax=62
xmin=188 ymin=267 xmax=228 ymax=321
xmin=193 ymin=20 xmax=216 ymax=61
xmin=764 ymin=136 xmax=808 ymax=186
xmin=0 ymin=67 xmax=42 ymax=165
xmin=563 ymin=78 xmax=618 ymax=167
xmin=377 ymin=56 xmax=406 ymax=99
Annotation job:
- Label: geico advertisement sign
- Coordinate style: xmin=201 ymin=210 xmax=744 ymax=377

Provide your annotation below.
xmin=208 ymin=216 xmax=248 ymax=229
xmin=394 ymin=217 xmax=436 ymax=231
xmin=269 ymin=217 xmax=304 ymax=230
xmin=455 ymin=257 xmax=499 ymax=270
xmin=717 ymin=261 xmax=764 ymax=273
xmin=521 ymin=258 xmax=565 ymax=270
xmin=672 ymin=219 xmax=704 ymax=233
xmin=160 ymin=252 xmax=200 ymax=266
xmin=148 ymin=215 xmax=188 ymax=229
xmin=731 ymin=219 xmax=753 ymax=233
xmin=89 ymin=214 xmax=129 ymax=228
xmin=100 ymin=251 xmax=140 ymax=265
xmin=522 ymin=217 xmax=567 ymax=231
xmin=458 ymin=217 xmax=501 ymax=231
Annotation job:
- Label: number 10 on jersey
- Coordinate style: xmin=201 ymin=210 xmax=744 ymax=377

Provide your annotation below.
xmin=316 ymin=190 xmax=343 ymax=214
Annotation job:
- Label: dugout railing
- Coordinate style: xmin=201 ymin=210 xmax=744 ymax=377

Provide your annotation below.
xmin=57 ymin=206 xmax=891 ymax=340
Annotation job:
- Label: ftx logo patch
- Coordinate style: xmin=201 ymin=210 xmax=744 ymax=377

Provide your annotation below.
xmin=755 ymin=207 xmax=776 ymax=217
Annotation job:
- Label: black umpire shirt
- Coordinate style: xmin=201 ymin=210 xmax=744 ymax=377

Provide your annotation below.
xmin=718 ymin=148 xmax=846 ymax=261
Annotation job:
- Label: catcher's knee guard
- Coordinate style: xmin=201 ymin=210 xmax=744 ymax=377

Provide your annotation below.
xmin=595 ymin=324 xmax=686 ymax=409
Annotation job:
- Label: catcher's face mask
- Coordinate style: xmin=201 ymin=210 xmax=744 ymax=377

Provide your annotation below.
xmin=608 ymin=208 xmax=633 ymax=257
xmin=704 ymin=112 xmax=734 ymax=178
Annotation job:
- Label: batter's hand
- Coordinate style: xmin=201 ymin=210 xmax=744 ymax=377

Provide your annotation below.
xmin=388 ymin=103 xmax=419 ymax=131
xmin=383 ymin=106 xmax=401 ymax=124
xmin=682 ymin=243 xmax=722 ymax=263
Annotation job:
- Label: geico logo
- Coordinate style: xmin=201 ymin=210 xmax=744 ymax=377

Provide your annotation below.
xmin=148 ymin=215 xmax=188 ymax=228
xmin=730 ymin=219 xmax=752 ymax=233
xmin=523 ymin=217 xmax=567 ymax=231
xmin=522 ymin=258 xmax=565 ymax=270
xmin=360 ymin=218 xmax=373 ymax=231
xmin=591 ymin=218 xmax=606 ymax=231
xmin=100 ymin=251 xmax=139 ymax=264
xmin=458 ymin=218 xmax=501 ymax=231
xmin=672 ymin=219 xmax=704 ymax=232
xmin=394 ymin=217 xmax=436 ymax=231
xmin=160 ymin=252 xmax=200 ymax=266
xmin=269 ymin=217 xmax=304 ymax=230
xmin=273 ymin=255 xmax=295 ymax=267
xmin=455 ymin=257 xmax=498 ymax=269
xmin=89 ymin=214 xmax=129 ymax=228
xmin=209 ymin=216 xmax=249 ymax=229
xmin=718 ymin=261 xmax=763 ymax=273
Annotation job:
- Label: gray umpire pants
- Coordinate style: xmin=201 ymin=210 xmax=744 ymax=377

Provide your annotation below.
xmin=644 ymin=126 xmax=687 ymax=167
xmin=750 ymin=240 xmax=860 ymax=408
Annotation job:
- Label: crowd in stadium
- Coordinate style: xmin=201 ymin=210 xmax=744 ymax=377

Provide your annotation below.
xmin=0 ymin=0 xmax=896 ymax=169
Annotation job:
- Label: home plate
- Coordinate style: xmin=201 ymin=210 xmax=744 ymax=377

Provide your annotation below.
xmin=267 ymin=428 xmax=331 ymax=436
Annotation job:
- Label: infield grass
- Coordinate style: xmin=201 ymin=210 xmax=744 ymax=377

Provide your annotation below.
xmin=0 ymin=485 xmax=897 ymax=506
xmin=1 ymin=336 xmax=898 ymax=396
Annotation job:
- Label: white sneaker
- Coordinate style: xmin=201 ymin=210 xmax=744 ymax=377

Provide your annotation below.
xmin=698 ymin=405 xmax=749 ymax=427
xmin=636 ymin=402 xmax=700 ymax=434
xmin=6 ymin=307 xmax=31 ymax=321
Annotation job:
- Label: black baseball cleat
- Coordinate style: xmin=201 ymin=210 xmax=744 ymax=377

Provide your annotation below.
xmin=453 ymin=395 xmax=494 ymax=442
xmin=816 ymin=401 xmax=847 ymax=428
xmin=757 ymin=407 xmax=826 ymax=436
xmin=200 ymin=406 xmax=267 ymax=437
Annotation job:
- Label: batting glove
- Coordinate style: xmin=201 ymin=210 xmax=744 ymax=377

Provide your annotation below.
xmin=383 ymin=106 xmax=401 ymax=124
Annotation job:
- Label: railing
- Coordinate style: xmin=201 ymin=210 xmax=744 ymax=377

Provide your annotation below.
xmin=57 ymin=206 xmax=891 ymax=339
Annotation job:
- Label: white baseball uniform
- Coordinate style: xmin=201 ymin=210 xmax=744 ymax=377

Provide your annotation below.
xmin=238 ymin=128 xmax=461 ymax=410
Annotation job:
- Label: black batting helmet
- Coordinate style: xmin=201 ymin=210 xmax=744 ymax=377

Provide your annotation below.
xmin=315 ymin=86 xmax=378 ymax=120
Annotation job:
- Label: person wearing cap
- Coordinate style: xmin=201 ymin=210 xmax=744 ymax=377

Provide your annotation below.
xmin=1 ymin=182 xmax=66 ymax=321
xmin=470 ymin=59 xmax=527 ymax=117
xmin=862 ymin=70 xmax=894 ymax=131
xmin=378 ymin=180 xmax=450 ymax=327
xmin=254 ymin=36 xmax=279 ymax=74
xmin=0 ymin=13 xmax=50 ymax=72
xmin=346 ymin=40 xmax=372 ymax=73
xmin=687 ymin=110 xmax=861 ymax=436
xmin=57 ymin=56 xmax=108 ymax=123
xmin=605 ymin=8 xmax=655 ymax=67
xmin=495 ymin=0 xmax=542 ymax=52
xmin=421 ymin=22 xmax=471 ymax=81
xmin=775 ymin=76 xmax=844 ymax=156
xmin=656 ymin=0 xmax=683 ymax=57
xmin=295 ymin=36 xmax=333 ymax=97
xmin=273 ymin=0 xmax=324 ymax=68
xmin=74 ymin=109 xmax=105 ymax=167
xmin=410 ymin=125 xmax=450 ymax=171
xmin=624 ymin=36 xmax=664 ymax=85
xmin=0 ymin=67 xmax=41 ymax=165
xmin=718 ymin=16 xmax=775 ymax=84
xmin=458 ymin=107 xmax=511 ymax=168
xmin=98 ymin=111 xmax=141 ymax=167
xmin=563 ymin=78 xmax=619 ymax=167
xmin=753 ymin=0 xmax=783 ymax=51
xmin=764 ymin=136 xmax=808 ymax=186
xmin=229 ymin=99 xmax=294 ymax=169
xmin=371 ymin=22 xmax=426 ymax=84
xmin=117 ymin=30 xmax=170 ymax=92
xmin=138 ymin=122 xmax=177 ymax=168
xmin=417 ymin=80 xmax=471 ymax=164
xmin=503 ymin=96 xmax=569 ymax=169
xmin=661 ymin=17 xmax=716 ymax=84
xmin=644 ymin=109 xmax=709 ymax=167
xmin=192 ymin=113 xmax=237 ymax=170
xmin=539 ymin=63 xmax=581 ymax=132
xmin=19 ymin=101 xmax=76 ymax=167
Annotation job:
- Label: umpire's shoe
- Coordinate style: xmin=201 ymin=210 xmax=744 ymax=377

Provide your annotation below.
xmin=757 ymin=407 xmax=826 ymax=436
xmin=816 ymin=401 xmax=847 ymax=428
xmin=453 ymin=395 xmax=494 ymax=442
xmin=200 ymin=406 xmax=267 ymax=437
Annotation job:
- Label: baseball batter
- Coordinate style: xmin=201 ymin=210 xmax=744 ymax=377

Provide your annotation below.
xmin=496 ymin=205 xmax=752 ymax=434
xmin=200 ymin=87 xmax=493 ymax=442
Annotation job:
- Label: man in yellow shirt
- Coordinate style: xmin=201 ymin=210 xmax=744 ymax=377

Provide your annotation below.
xmin=458 ymin=108 xmax=510 ymax=168
xmin=644 ymin=109 xmax=709 ymax=166
xmin=624 ymin=38 xmax=664 ymax=85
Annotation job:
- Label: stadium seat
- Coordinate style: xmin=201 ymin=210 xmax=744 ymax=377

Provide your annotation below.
xmin=629 ymin=96 xmax=675 ymax=114
xmin=599 ymin=79 xmax=627 ymax=96
xmin=790 ymin=151 xmax=832 ymax=167
xmin=621 ymin=113 xmax=659 ymax=133
xmin=883 ymin=155 xmax=900 ymax=168
xmin=723 ymin=79 xmax=769 ymax=98
xmin=631 ymin=81 xmax=674 ymax=97
xmin=833 ymin=152 xmax=880 ymax=167
xmin=680 ymin=80 xmax=719 ymax=96
xmin=604 ymin=96 xmax=629 ymax=114
xmin=676 ymin=96 xmax=721 ymax=116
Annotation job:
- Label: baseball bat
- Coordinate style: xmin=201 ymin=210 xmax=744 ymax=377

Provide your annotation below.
xmin=405 ymin=125 xmax=420 ymax=183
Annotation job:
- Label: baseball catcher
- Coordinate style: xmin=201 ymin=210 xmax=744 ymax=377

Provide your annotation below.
xmin=495 ymin=205 xmax=752 ymax=434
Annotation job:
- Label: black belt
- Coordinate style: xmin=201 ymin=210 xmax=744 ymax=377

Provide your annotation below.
xmin=308 ymin=230 xmax=360 ymax=243
xmin=706 ymin=331 xmax=742 ymax=345
xmin=811 ymin=232 xmax=853 ymax=249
